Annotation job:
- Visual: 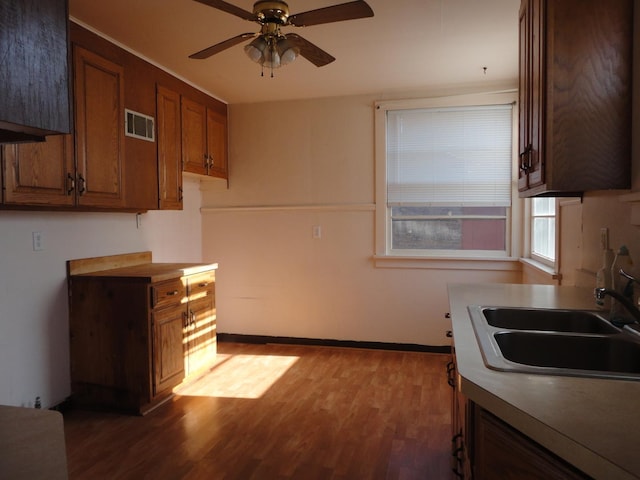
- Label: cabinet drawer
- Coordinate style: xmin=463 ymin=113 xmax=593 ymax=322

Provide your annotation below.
xmin=188 ymin=271 xmax=215 ymax=300
xmin=152 ymin=279 xmax=186 ymax=309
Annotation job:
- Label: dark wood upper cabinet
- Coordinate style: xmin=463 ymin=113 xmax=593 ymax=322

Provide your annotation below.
xmin=518 ymin=0 xmax=633 ymax=197
xmin=0 ymin=0 xmax=71 ymax=143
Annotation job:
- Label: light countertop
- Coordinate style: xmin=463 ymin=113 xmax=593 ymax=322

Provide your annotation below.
xmin=72 ymin=262 xmax=218 ymax=283
xmin=448 ymin=283 xmax=640 ymax=480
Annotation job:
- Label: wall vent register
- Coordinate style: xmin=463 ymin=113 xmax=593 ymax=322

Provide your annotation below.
xmin=125 ymin=109 xmax=155 ymax=142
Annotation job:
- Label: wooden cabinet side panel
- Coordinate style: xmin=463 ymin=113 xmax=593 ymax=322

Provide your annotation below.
xmin=0 ymin=0 xmax=71 ymax=136
xmin=69 ymin=278 xmax=152 ymax=410
xmin=157 ymin=85 xmax=183 ymax=210
xmin=545 ymin=0 xmax=632 ymax=191
xmin=2 ymin=135 xmax=75 ymax=206
xmin=73 ymin=45 xmax=126 ymax=208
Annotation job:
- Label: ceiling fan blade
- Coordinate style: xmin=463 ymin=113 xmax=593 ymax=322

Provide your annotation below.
xmin=288 ymin=1 xmax=374 ymax=27
xmin=286 ymin=34 xmax=335 ymax=67
xmin=189 ymin=33 xmax=256 ymax=59
xmin=193 ymin=0 xmax=256 ymax=21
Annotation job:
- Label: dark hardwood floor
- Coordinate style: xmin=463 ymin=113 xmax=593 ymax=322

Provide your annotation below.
xmin=64 ymin=342 xmax=453 ymax=479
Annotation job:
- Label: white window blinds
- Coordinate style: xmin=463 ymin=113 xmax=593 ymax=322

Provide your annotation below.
xmin=386 ymin=104 xmax=513 ymax=207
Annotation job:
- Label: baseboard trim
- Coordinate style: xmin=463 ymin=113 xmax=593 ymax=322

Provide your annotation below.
xmin=218 ymin=333 xmax=451 ymax=354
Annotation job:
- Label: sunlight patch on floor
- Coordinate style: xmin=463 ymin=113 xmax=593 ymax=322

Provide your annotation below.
xmin=175 ymin=353 xmax=299 ymax=399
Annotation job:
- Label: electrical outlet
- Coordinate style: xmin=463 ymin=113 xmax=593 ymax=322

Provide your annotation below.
xmin=136 ymin=213 xmax=142 ymax=229
xmin=32 ymin=231 xmax=43 ymax=251
xmin=312 ymin=225 xmax=322 ymax=239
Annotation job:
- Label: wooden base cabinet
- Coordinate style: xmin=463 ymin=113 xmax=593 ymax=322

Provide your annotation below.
xmin=67 ymin=252 xmax=217 ymax=415
xmin=473 ymin=406 xmax=590 ymax=480
xmin=450 ymin=355 xmax=590 ymax=479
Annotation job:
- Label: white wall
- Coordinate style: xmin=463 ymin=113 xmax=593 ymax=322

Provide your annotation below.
xmin=201 ymin=95 xmax=521 ymax=347
xmin=0 ymin=176 xmax=202 ymax=408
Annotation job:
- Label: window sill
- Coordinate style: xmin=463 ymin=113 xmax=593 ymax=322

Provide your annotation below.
xmin=519 ymin=258 xmax=561 ymax=284
xmin=373 ymin=255 xmax=521 ymax=271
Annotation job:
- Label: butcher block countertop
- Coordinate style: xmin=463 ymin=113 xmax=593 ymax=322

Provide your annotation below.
xmin=67 ymin=251 xmax=217 ymax=282
xmin=71 ymin=262 xmax=218 ymax=282
xmin=448 ymin=283 xmax=640 ymax=480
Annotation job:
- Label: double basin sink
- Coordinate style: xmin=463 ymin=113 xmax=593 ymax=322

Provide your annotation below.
xmin=468 ymin=306 xmax=640 ymax=380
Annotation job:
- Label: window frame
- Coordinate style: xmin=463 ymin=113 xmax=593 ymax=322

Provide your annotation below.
xmin=374 ymin=92 xmax=521 ymax=261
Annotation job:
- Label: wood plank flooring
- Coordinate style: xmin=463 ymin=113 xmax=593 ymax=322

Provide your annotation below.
xmin=64 ymin=342 xmax=453 ymax=479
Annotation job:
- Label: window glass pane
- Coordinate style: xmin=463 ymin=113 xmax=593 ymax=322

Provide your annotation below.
xmin=532 ymin=217 xmax=556 ymax=259
xmin=391 ymin=206 xmax=506 ymax=251
xmin=532 ymin=198 xmax=554 ymax=215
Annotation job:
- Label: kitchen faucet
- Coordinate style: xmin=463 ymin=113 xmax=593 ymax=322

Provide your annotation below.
xmin=594 ymin=268 xmax=640 ymax=326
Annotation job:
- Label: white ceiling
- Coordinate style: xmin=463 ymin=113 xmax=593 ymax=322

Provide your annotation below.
xmin=69 ymin=0 xmax=519 ymax=104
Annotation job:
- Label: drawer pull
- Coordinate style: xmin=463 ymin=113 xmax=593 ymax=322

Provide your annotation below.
xmin=198 ymin=282 xmax=209 ymax=287
xmin=166 ymin=290 xmax=179 ymax=296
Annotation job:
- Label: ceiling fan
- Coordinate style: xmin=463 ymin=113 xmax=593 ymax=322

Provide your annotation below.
xmin=189 ymin=0 xmax=374 ymax=75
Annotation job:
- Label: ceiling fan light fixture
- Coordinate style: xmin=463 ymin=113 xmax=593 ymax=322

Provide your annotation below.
xmin=276 ymin=37 xmax=299 ymax=66
xmin=261 ymin=44 xmax=281 ymax=69
xmin=191 ymin=0 xmax=375 ymax=72
xmin=244 ymin=37 xmax=268 ymax=63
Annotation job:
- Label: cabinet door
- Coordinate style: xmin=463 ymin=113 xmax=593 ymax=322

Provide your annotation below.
xmin=185 ymin=294 xmax=216 ymax=376
xmin=152 ymin=305 xmax=187 ymax=396
xmin=181 ymin=97 xmax=208 ymax=176
xmin=2 ymin=135 xmax=75 ymax=206
xmin=517 ymin=0 xmax=531 ymax=191
xmin=518 ymin=0 xmax=544 ymax=192
xmin=526 ymin=0 xmax=544 ymax=190
xmin=156 ymin=85 xmax=183 ymax=210
xmin=73 ymin=45 xmax=125 ymax=208
xmin=474 ymin=407 xmax=588 ymax=479
xmin=206 ymin=108 xmax=228 ymax=179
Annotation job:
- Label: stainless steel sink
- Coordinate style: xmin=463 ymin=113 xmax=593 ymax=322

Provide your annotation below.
xmin=467 ymin=305 xmax=640 ymax=381
xmin=495 ymin=332 xmax=640 ymax=374
xmin=480 ymin=306 xmax=618 ymax=334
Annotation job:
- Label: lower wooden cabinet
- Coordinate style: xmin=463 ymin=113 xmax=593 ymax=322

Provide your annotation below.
xmin=473 ymin=406 xmax=590 ymax=480
xmin=449 ymin=355 xmax=590 ymax=479
xmin=67 ymin=252 xmax=217 ymax=414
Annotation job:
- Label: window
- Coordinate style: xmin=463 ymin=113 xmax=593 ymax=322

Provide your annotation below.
xmin=375 ymin=93 xmax=517 ymax=259
xmin=530 ymin=197 xmax=556 ymax=265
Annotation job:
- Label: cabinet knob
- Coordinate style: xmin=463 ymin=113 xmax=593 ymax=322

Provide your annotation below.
xmin=166 ymin=290 xmax=179 ymax=296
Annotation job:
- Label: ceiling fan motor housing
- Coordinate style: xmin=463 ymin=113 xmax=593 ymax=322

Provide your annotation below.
xmin=253 ymin=1 xmax=290 ymax=24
